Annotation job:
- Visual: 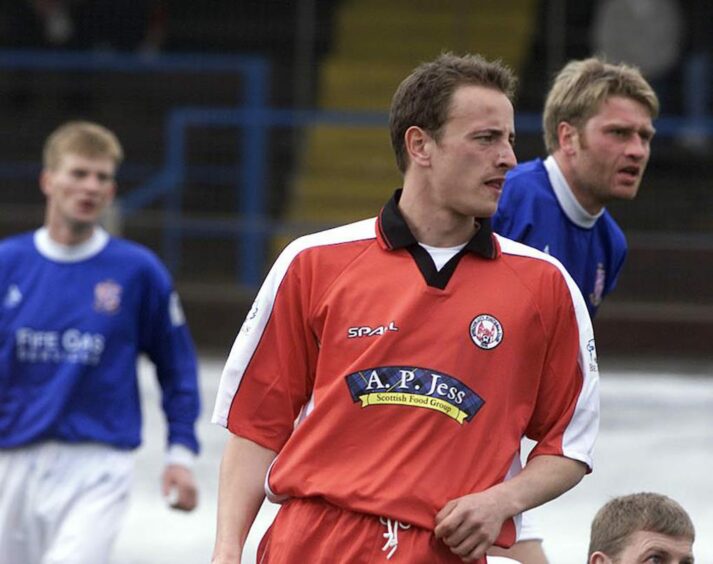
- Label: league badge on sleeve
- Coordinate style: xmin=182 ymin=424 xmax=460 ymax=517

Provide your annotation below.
xmin=469 ymin=314 xmax=503 ymax=350
xmin=169 ymin=292 xmax=186 ymax=326
xmin=589 ymin=263 xmax=606 ymax=308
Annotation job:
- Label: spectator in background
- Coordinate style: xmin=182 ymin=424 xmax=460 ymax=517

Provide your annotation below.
xmin=1 ymin=0 xmax=166 ymax=52
xmin=0 ymin=121 xmax=201 ymax=564
xmin=590 ymin=0 xmax=683 ymax=93
xmin=677 ymin=0 xmax=712 ymax=153
xmin=588 ymin=492 xmax=695 ymax=564
xmin=74 ymin=0 xmax=168 ymax=54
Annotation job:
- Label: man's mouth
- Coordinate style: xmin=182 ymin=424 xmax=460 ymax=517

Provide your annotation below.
xmin=78 ymin=200 xmax=97 ymax=213
xmin=484 ymin=177 xmax=505 ymax=191
xmin=617 ymin=166 xmax=640 ymax=181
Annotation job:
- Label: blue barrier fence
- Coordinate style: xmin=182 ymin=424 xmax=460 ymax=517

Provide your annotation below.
xmin=0 ymin=49 xmax=708 ymax=289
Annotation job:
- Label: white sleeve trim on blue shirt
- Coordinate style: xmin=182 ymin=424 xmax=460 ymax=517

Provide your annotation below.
xmin=166 ymin=443 xmax=196 ymax=469
xmin=544 ymin=156 xmax=604 ymax=229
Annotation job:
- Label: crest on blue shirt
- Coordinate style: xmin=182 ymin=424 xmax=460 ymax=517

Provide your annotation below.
xmin=94 ymin=279 xmax=122 ymax=314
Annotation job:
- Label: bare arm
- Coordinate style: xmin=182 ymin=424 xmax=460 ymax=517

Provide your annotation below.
xmin=434 ymin=455 xmax=586 ymax=562
xmin=211 ymin=434 xmax=278 ymax=564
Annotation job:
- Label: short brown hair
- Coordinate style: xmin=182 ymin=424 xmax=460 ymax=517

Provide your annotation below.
xmin=589 ymin=493 xmax=695 ymax=559
xmin=389 ymin=52 xmax=517 ymax=174
xmin=543 ymin=57 xmax=659 ymax=153
xmin=43 ymin=121 xmax=124 ymax=170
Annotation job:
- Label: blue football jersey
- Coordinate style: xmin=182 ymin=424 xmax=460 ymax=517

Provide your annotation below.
xmin=493 ymin=157 xmax=627 ymax=318
xmin=0 ymin=228 xmax=200 ymax=452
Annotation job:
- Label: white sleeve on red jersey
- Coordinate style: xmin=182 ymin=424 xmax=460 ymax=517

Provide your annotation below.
xmin=498 ymin=235 xmax=600 ymax=471
xmin=211 ymin=219 xmax=377 ymax=442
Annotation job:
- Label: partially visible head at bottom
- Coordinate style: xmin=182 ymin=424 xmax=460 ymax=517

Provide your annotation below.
xmin=588 ymin=492 xmax=695 ymax=564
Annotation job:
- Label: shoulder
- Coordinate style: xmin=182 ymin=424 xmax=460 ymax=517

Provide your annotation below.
xmin=496 ymin=234 xmax=591 ymax=321
xmin=105 ymin=236 xmax=173 ymax=283
xmin=503 ymin=159 xmax=550 ymax=191
xmin=496 ymin=234 xmax=578 ymax=293
xmin=497 ymin=234 xmax=563 ymax=268
xmin=106 ymin=236 xmax=167 ymax=266
xmin=599 ymin=211 xmax=627 ymax=242
xmin=494 ymin=160 xmax=557 ymax=233
xmin=0 ymin=232 xmax=34 ymax=257
xmin=279 ymin=217 xmax=376 ymax=267
xmin=262 ymin=217 xmax=377 ymax=297
xmin=498 ymin=159 xmax=554 ymax=212
xmin=288 ymin=217 xmax=376 ymax=250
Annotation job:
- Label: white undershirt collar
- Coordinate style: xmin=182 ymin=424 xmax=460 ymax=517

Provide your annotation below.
xmin=35 ymin=226 xmax=110 ymax=262
xmin=544 ymin=155 xmax=604 ymax=229
xmin=419 ymin=242 xmax=466 ymax=271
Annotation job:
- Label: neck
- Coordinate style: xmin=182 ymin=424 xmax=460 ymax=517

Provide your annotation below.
xmin=45 ymin=216 xmax=96 ymax=246
xmin=552 ymin=152 xmax=604 ymax=215
xmin=398 ymin=184 xmax=476 ymax=247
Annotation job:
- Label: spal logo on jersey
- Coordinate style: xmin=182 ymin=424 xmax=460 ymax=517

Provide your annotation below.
xmin=345 ymin=366 xmax=485 ymax=424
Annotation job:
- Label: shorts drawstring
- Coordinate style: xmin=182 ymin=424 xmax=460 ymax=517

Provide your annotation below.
xmin=379 ymin=517 xmax=411 ymax=559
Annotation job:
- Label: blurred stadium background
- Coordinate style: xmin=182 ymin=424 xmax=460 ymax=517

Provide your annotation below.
xmin=1 ymin=0 xmax=712 ymax=359
xmin=1 ymin=0 xmax=711 ymax=561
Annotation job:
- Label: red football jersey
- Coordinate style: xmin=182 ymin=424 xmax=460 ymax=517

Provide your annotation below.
xmin=213 ymin=195 xmax=599 ymax=547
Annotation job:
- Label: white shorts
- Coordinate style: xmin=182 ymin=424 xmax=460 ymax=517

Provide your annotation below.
xmin=0 ymin=442 xmax=134 ymax=564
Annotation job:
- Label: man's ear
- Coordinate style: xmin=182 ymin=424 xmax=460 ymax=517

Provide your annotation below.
xmin=404 ymin=126 xmax=432 ymax=168
xmin=589 ymin=550 xmax=613 ymax=564
xmin=107 ymin=180 xmax=117 ymax=202
xmin=557 ymin=121 xmax=579 ymax=156
xmin=39 ymin=169 xmax=52 ymax=197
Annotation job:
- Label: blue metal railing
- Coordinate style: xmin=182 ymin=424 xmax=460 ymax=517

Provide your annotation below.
xmin=1 ymin=49 xmax=710 ymax=289
xmin=0 ymin=49 xmax=272 ymax=286
xmin=122 ymin=106 xmax=390 ymax=286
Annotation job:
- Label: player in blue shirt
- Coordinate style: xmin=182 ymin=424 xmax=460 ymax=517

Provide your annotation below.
xmin=494 ymin=58 xmax=658 ymax=319
xmin=490 ymin=59 xmax=659 ymax=562
xmin=0 ymin=121 xmax=201 ymax=564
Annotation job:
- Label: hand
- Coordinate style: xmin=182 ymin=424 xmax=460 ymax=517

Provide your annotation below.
xmin=161 ymin=464 xmax=198 ymax=512
xmin=433 ymin=489 xmax=508 ymax=562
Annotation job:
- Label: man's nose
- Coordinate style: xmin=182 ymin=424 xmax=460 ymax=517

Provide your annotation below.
xmin=82 ymin=174 xmax=104 ymax=191
xmin=497 ymin=143 xmax=517 ymax=170
xmin=627 ymin=135 xmax=649 ymax=160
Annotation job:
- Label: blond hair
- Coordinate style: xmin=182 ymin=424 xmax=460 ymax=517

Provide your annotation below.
xmin=543 ymin=57 xmax=659 ymax=153
xmin=43 ymin=121 xmax=124 ymax=170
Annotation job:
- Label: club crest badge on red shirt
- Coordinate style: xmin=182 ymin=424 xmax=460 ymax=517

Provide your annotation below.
xmin=469 ymin=314 xmax=503 ymax=350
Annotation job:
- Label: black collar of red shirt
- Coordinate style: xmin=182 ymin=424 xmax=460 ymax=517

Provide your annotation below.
xmin=377 ymin=189 xmax=497 ymax=259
